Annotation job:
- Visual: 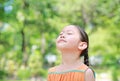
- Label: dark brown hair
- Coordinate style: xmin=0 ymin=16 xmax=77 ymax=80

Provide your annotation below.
xmin=74 ymin=25 xmax=89 ymax=66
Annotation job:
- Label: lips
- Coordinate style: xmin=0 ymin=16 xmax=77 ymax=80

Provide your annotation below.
xmin=57 ymin=39 xmax=67 ymax=43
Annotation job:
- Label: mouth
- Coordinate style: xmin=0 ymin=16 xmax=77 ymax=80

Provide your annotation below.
xmin=57 ymin=39 xmax=67 ymax=43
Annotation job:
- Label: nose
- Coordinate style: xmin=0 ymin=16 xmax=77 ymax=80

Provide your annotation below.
xmin=60 ymin=34 xmax=65 ymax=38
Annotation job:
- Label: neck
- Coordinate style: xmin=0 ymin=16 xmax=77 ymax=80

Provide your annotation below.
xmin=61 ymin=51 xmax=82 ymax=66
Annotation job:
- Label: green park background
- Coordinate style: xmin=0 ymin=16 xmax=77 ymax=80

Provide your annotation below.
xmin=0 ymin=0 xmax=120 ymax=81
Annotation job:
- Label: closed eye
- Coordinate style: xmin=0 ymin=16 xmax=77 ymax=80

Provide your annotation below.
xmin=60 ymin=33 xmax=63 ymax=35
xmin=59 ymin=32 xmax=63 ymax=36
xmin=67 ymin=32 xmax=73 ymax=35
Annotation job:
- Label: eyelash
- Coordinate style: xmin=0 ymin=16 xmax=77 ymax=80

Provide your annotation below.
xmin=67 ymin=32 xmax=72 ymax=35
xmin=59 ymin=32 xmax=72 ymax=36
xmin=59 ymin=33 xmax=63 ymax=35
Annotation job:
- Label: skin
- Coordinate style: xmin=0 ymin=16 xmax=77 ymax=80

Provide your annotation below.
xmin=56 ymin=25 xmax=95 ymax=81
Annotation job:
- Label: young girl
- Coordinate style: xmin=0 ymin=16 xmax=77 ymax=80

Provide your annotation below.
xmin=48 ymin=25 xmax=95 ymax=81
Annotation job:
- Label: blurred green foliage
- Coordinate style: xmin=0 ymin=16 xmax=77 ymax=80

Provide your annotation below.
xmin=0 ymin=0 xmax=120 ymax=81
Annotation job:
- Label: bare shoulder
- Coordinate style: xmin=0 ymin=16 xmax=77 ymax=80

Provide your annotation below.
xmin=85 ymin=68 xmax=94 ymax=74
xmin=85 ymin=68 xmax=95 ymax=81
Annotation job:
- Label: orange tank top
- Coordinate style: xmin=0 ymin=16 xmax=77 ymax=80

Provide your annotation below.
xmin=47 ymin=64 xmax=89 ymax=81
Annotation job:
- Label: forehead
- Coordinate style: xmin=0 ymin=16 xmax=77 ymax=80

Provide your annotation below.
xmin=62 ymin=25 xmax=79 ymax=32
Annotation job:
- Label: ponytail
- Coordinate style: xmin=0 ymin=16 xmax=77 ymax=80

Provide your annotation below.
xmin=84 ymin=49 xmax=89 ymax=66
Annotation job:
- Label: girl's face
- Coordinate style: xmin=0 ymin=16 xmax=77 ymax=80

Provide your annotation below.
xmin=56 ymin=25 xmax=81 ymax=51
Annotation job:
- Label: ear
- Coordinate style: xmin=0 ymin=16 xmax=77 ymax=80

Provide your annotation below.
xmin=78 ymin=42 xmax=87 ymax=50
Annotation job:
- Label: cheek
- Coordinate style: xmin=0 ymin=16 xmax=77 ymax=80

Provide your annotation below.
xmin=68 ymin=37 xmax=79 ymax=43
xmin=68 ymin=38 xmax=80 ymax=47
xmin=69 ymin=39 xmax=76 ymax=43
